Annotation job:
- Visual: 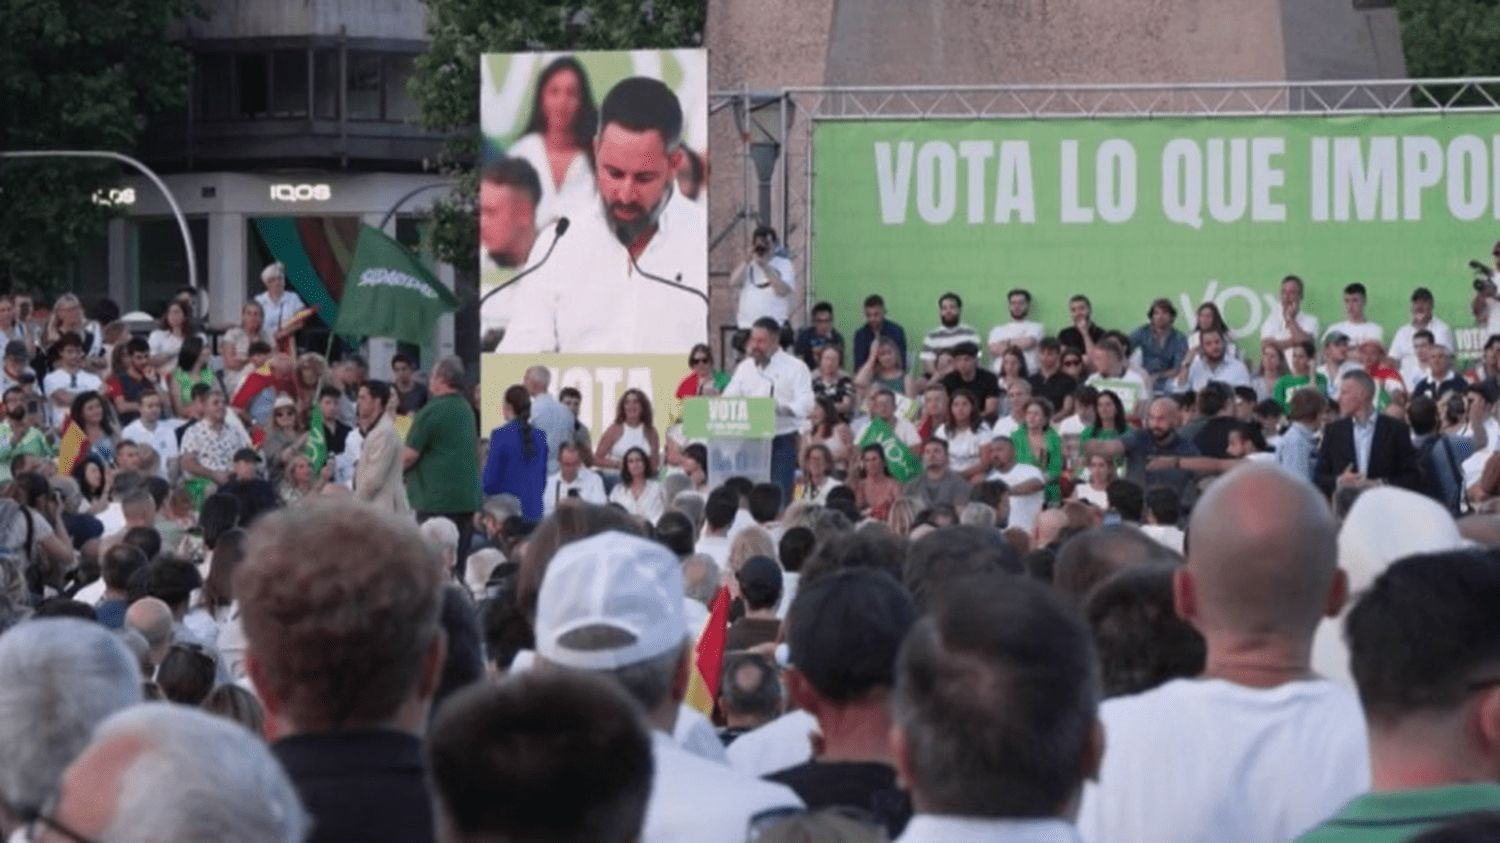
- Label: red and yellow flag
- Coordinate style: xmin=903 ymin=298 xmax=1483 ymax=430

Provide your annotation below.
xmin=56 ymin=416 xmax=89 ymax=476
xmin=684 ymin=585 xmax=732 ymax=716
xmin=232 ymin=362 xmax=275 ymax=411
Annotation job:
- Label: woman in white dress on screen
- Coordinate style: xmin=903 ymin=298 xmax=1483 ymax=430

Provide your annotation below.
xmin=507 ymin=56 xmax=598 ymax=228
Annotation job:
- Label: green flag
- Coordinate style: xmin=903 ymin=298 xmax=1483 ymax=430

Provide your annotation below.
xmin=857 ymin=418 xmax=922 ymax=483
xmin=305 ymin=404 xmax=328 ymax=475
xmin=334 ymin=225 xmax=459 ymax=345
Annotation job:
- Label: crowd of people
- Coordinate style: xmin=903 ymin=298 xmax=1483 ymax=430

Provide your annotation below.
xmin=7 ymin=253 xmax=1500 ymax=842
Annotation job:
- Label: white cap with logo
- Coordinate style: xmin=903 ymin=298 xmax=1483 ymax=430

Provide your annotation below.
xmin=535 ymin=531 xmax=688 ymax=671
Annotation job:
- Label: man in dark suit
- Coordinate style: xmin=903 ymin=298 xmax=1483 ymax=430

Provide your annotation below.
xmin=1315 ymin=369 xmax=1420 ymax=496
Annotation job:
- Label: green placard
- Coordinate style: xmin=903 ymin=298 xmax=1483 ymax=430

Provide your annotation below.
xmin=812 ymin=114 xmax=1500 ymax=361
xmin=682 ymin=397 xmax=776 ymax=440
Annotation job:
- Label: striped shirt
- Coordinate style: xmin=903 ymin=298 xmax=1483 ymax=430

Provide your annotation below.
xmin=920 ymin=323 xmax=981 ymax=367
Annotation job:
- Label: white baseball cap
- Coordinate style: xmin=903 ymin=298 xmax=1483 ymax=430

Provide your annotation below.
xmin=535 ymin=531 xmax=688 ymax=671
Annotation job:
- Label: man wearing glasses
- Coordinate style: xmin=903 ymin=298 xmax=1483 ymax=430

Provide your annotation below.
xmin=793 ymin=301 xmax=844 ymax=370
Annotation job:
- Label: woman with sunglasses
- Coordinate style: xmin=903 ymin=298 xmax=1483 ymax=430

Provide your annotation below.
xmin=261 ymin=394 xmax=306 ymax=484
xmin=675 ymin=343 xmax=729 ymax=400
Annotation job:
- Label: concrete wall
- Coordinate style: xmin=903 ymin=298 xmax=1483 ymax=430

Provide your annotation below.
xmin=176 ymin=0 xmax=426 ymax=40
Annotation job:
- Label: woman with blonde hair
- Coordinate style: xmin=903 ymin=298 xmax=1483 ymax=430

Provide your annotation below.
xmin=727 ymin=525 xmax=777 ymax=585
xmin=44 ymin=293 xmax=106 ymax=371
xmin=884 ymin=497 xmax=916 ymax=537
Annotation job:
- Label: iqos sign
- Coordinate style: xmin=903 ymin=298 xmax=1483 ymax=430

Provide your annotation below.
xmin=269 ymin=183 xmax=332 ymax=203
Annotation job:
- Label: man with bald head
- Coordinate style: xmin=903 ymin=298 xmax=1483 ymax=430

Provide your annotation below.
xmin=124 ymin=597 xmax=175 ymax=668
xmin=1077 ymin=464 xmax=1369 ymax=843
xmin=1084 ymin=396 xmax=1200 ymax=507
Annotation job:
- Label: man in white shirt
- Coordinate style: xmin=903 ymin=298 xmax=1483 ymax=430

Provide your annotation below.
xmin=1085 ymin=338 xmax=1149 ymax=416
xmin=121 ymin=392 xmax=181 ymax=481
xmin=855 ymin=389 xmax=922 ymax=449
xmin=892 ymin=575 xmax=1100 ymax=843
xmin=1076 ymin=464 xmax=1369 ymax=843
xmin=1177 ymin=328 xmax=1252 ymax=392
xmin=499 ymin=77 xmax=707 ymax=355
xmin=1390 ymin=286 xmax=1455 ymax=379
xmin=988 ymin=287 xmax=1045 ymax=373
xmin=723 ymin=317 xmax=815 ymax=497
xmin=542 ymin=442 xmax=606 ymax=516
xmin=253 ymin=262 xmax=308 ymax=341
xmin=919 ymin=292 xmax=981 ymax=374
xmin=534 ymin=531 xmax=802 ymax=843
xmin=42 ymin=332 xmax=102 ymax=430
xmin=985 ymin=437 xmax=1045 ymax=532
xmin=1261 ymin=273 xmax=1320 ymax=352
xmin=1323 ymin=282 xmax=1385 ymax=347
xmin=731 ymin=225 xmax=795 ymax=330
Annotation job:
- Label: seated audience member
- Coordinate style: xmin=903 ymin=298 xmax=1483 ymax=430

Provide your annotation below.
xmin=903 ymin=439 xmax=971 ymax=510
xmin=156 ymin=640 xmax=218 ymax=705
xmin=1105 ymin=479 xmax=1144 ymax=525
xmin=542 ymin=441 xmax=606 ymax=515
xmin=0 ymin=619 xmax=142 ymax=839
xmin=1077 ymin=464 xmax=1369 ymax=843
xmin=768 ymin=569 xmax=918 ymax=838
xmin=427 ymin=670 xmax=653 ymax=843
xmin=777 ymin=526 xmax=815 ymax=618
xmin=533 ymin=532 xmax=802 ymax=841
xmin=124 ymin=596 xmax=175 ymax=669
xmin=725 ymin=555 xmax=783 ymax=652
xmin=1053 ymin=523 xmax=1178 ymax=605
xmin=903 ymin=524 xmax=1022 ymax=611
xmin=237 ymin=500 xmax=447 ymax=843
xmin=891 ymin=574 xmax=1102 ymax=842
xmin=718 ymin=652 xmax=784 ymax=746
xmin=46 ymin=705 xmax=306 ymax=843
xmin=92 ymin=543 xmax=148 ymax=629
xmin=1085 ymin=564 xmax=1206 ymax=698
xmin=1298 ymin=549 xmax=1500 ymax=842
xmin=1140 ymin=486 xmax=1185 ymax=553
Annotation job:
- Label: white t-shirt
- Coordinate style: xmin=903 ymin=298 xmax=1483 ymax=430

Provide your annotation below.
xmin=1181 ymin=356 xmax=1253 ymax=392
xmin=854 ymin=415 xmax=922 ymax=449
xmin=121 ymin=418 xmax=182 ymax=479
xmin=1140 ymin=524 xmax=1185 ymax=553
xmin=987 ymin=320 xmax=1046 ymax=373
xmin=1077 ymin=678 xmax=1369 ymax=843
xmin=1057 ymin=414 xmax=1090 ymax=437
xmin=42 ymin=368 xmax=102 ymax=428
xmin=724 ymin=709 xmax=819 ymax=777
xmin=987 ymin=463 xmax=1045 ymax=532
xmin=609 ymin=480 xmax=666 ymax=523
xmin=1324 ymin=320 xmax=1385 ymax=347
xmin=934 ymin=423 xmax=990 ymax=473
xmin=1085 ymin=371 xmax=1149 ymax=415
xmin=645 ymin=732 xmax=802 ymax=843
xmin=735 ymin=255 xmax=797 ymax=328
xmin=1260 ymin=310 xmax=1320 ymax=344
xmin=1485 ymin=297 xmax=1500 ymax=338
xmin=1390 ymin=319 xmax=1455 ymax=370
xmin=992 ymin=416 xmax=1021 ymax=440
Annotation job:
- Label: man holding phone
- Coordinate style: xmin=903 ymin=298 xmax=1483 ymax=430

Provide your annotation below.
xmin=542 ymin=442 xmax=606 ymax=516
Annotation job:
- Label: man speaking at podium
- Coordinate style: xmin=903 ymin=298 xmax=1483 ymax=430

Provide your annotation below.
xmin=498 ymin=76 xmax=708 ymax=355
xmin=723 ymin=317 xmax=814 ymax=498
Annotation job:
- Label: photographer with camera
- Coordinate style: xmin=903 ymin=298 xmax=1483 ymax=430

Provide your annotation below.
xmin=730 ymin=225 xmax=796 ymax=335
xmin=1468 ymin=239 xmax=1500 ymax=337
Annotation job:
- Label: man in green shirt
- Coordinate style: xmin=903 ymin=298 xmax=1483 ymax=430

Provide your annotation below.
xmin=1298 ymin=549 xmax=1500 ymax=843
xmin=0 ymin=385 xmax=52 ymax=482
xmin=402 ymin=357 xmax=482 ymax=577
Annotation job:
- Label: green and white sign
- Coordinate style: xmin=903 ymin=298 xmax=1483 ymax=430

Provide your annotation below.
xmin=682 ymin=397 xmax=776 ymax=440
xmin=812 ymin=114 xmax=1500 ymax=359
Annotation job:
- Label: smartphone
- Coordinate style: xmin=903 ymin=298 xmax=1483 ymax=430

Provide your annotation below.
xmin=567 ymin=488 xmax=581 ymax=498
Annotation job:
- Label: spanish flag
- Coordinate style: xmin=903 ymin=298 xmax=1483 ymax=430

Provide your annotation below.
xmin=684 ymin=586 xmax=731 ymax=716
xmin=232 ymin=362 xmax=275 ymax=411
xmin=56 ymin=416 xmax=89 ymax=476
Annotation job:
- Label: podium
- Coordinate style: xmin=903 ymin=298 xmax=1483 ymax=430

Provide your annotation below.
xmin=682 ymin=397 xmax=776 ymax=488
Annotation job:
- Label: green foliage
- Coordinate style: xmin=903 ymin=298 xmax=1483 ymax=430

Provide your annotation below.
xmin=411 ymin=0 xmax=706 ymax=267
xmin=1398 ymin=0 xmax=1500 ymax=104
xmin=0 ymin=0 xmax=195 ymax=294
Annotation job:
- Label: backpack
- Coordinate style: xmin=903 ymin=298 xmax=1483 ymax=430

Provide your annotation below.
xmin=1415 ymin=435 xmax=1465 ymax=516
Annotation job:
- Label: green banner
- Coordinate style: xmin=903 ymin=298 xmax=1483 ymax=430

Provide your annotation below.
xmin=813 ymin=114 xmax=1500 ymax=361
xmin=681 ymin=397 xmax=776 ymax=440
xmin=306 ymin=403 xmax=328 ymax=475
xmin=858 ymin=418 xmax=922 ymax=483
xmin=335 ymin=225 xmax=459 ymax=345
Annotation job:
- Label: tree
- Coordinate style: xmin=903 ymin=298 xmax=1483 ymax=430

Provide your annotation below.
xmin=0 ymin=0 xmax=195 ymax=294
xmin=1397 ymin=0 xmax=1500 ymax=103
xmin=411 ymin=0 xmax=706 ymax=269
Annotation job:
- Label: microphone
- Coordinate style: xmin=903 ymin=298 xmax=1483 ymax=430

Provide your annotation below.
xmin=479 ymin=217 xmax=569 ymax=307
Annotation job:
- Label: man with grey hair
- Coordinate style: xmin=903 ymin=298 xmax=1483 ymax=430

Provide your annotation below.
xmin=1314 ymin=368 xmax=1421 ymax=496
xmin=38 ymin=705 xmax=305 ymax=843
xmin=534 ymin=531 xmax=800 ymax=842
xmin=0 ymin=618 xmax=142 ymax=837
xmin=523 ymin=365 xmax=575 ymax=475
xmin=892 ymin=574 xmax=1100 ymax=842
xmin=1077 ymin=464 xmax=1368 ymax=842
xmin=404 ymin=357 xmax=483 ymax=577
xmin=124 ymin=596 xmax=175 ymax=668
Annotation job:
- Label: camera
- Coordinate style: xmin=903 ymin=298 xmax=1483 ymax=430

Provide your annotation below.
xmin=1471 ymin=259 xmax=1494 ymax=290
xmin=1446 ymin=392 xmax=1468 ymax=422
xmin=567 ymin=488 xmax=581 ymax=498
xmin=753 ymin=241 xmax=769 ymax=257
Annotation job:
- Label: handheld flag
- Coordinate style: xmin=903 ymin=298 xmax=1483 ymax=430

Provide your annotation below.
xmin=231 ymin=362 xmax=275 ymax=411
xmin=56 ymin=416 xmax=90 ymax=476
xmin=684 ymin=585 xmax=731 ymax=716
xmin=857 ymin=418 xmax=922 ymax=482
xmin=334 ymin=225 xmax=459 ymax=345
xmin=305 ymin=404 xmax=329 ymax=475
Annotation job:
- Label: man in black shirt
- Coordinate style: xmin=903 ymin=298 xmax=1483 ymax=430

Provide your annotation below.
xmin=1028 ymin=337 xmax=1078 ymax=420
xmin=391 ymin=353 xmax=429 ymax=416
xmin=317 ymin=386 xmax=352 ymax=457
xmin=765 ymin=569 xmax=917 ymax=838
xmin=793 ymin=301 xmax=845 ymax=370
xmin=1057 ymin=293 xmax=1106 ymax=356
xmin=938 ymin=342 xmax=1001 ymax=419
xmin=1191 ymin=382 xmax=1239 ymax=459
xmin=219 ymin=448 xmax=281 ymax=525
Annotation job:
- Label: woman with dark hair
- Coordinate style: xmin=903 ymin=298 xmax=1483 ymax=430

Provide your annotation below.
xmin=794 ymin=443 xmax=843 ymax=505
xmin=675 ymin=343 xmax=728 ymax=400
xmin=934 ymin=388 xmax=991 ymax=480
xmin=70 ymin=390 xmax=118 ymax=466
xmin=148 ymin=299 xmax=195 ymax=374
xmin=802 ymin=396 xmax=854 ymax=476
xmin=71 ymin=454 xmax=111 ymax=514
xmin=593 ymin=388 xmax=661 ymax=481
xmin=1081 ymin=389 xmax=1131 ymax=445
xmin=170 ymin=336 xmax=217 ymax=418
xmin=1011 ymin=397 xmax=1064 ymax=504
xmin=157 ymin=641 xmax=217 ymax=705
xmin=811 ymin=344 xmax=856 ymax=420
xmin=186 ymin=527 xmax=248 ymax=668
xmin=509 ymin=55 xmax=598 ymax=225
xmin=175 ymin=491 xmax=240 ymax=564
xmin=853 ymin=443 xmax=902 ymax=520
xmin=1187 ymin=301 xmax=1239 ymax=359
xmin=680 ymin=442 xmax=709 ymax=493
xmin=607 ymin=446 xmax=665 ymax=523
xmin=483 ymin=384 xmax=549 ymax=521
